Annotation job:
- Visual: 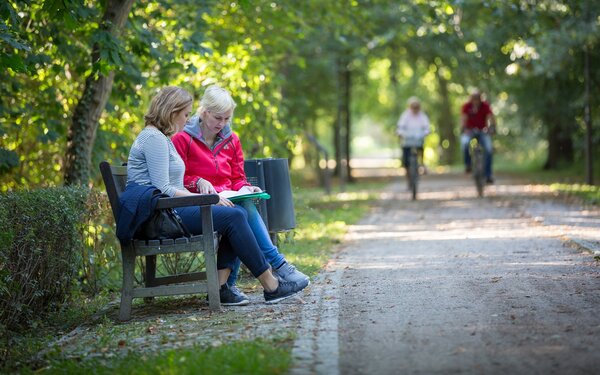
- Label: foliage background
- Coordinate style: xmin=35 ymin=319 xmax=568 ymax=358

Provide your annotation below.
xmin=0 ymin=0 xmax=598 ymax=191
xmin=1 ymin=1 xmax=599 ymax=372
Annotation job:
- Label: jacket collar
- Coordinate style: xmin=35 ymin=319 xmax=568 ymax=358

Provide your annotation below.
xmin=183 ymin=115 xmax=232 ymax=143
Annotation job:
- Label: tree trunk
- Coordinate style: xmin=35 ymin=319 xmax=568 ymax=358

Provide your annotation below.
xmin=389 ymin=46 xmax=402 ymax=123
xmin=342 ymin=62 xmax=353 ymax=183
xmin=436 ymin=68 xmax=457 ymax=165
xmin=543 ymin=121 xmax=574 ymax=170
xmin=333 ymin=113 xmax=341 ymax=177
xmin=334 ymin=57 xmax=344 ymax=178
xmin=584 ymin=43 xmax=594 ymax=184
xmin=64 ymin=0 xmax=135 ymax=186
xmin=335 ymin=55 xmax=352 ymax=186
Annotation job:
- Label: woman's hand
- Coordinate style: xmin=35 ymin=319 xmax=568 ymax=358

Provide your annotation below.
xmin=196 ymin=178 xmax=217 ymax=194
xmin=217 ymin=196 xmax=235 ymax=207
xmin=248 ymin=185 xmax=262 ymax=193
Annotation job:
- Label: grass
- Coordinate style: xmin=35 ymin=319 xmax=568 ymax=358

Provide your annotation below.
xmin=26 ymin=339 xmax=291 ymax=375
xmin=0 ymin=292 xmax=114 ymax=371
xmin=492 ymin=158 xmax=600 ymax=206
xmin=280 ymin=183 xmax=380 ymax=277
xmin=2 ymin=180 xmax=381 ymax=375
xmin=550 ymin=183 xmax=600 ymax=205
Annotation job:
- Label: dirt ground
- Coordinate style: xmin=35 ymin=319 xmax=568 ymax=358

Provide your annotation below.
xmin=291 ymin=173 xmax=600 ymax=375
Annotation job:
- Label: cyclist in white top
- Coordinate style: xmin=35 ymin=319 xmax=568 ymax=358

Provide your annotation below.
xmin=396 ymin=97 xmax=430 ymax=175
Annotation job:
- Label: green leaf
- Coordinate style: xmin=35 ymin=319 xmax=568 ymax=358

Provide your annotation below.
xmin=0 ymin=53 xmax=27 ymax=72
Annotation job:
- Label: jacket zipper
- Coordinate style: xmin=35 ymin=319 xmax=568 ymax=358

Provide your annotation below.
xmin=203 ymin=135 xmax=233 ymax=174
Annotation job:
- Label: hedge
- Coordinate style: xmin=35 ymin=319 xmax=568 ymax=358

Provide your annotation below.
xmin=0 ymin=187 xmax=89 ymax=332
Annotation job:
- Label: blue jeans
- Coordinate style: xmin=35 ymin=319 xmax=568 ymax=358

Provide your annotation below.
xmin=227 ymin=200 xmax=285 ymax=286
xmin=461 ymin=131 xmax=493 ymax=179
xmin=175 ymin=205 xmax=270 ymax=279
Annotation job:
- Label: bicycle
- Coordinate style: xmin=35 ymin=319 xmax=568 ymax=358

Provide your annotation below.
xmin=403 ymin=136 xmax=423 ymax=200
xmin=468 ymin=131 xmax=485 ymax=198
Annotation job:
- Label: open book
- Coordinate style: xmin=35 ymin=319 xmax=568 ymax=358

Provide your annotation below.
xmin=219 ymin=186 xmax=271 ymax=203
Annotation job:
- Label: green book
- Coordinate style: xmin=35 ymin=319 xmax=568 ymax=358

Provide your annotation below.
xmin=220 ymin=191 xmax=271 ymax=203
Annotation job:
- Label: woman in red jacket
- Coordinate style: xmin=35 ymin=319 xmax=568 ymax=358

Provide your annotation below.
xmin=172 ymin=85 xmax=309 ymax=299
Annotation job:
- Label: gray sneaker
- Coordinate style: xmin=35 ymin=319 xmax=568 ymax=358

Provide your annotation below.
xmin=264 ymin=278 xmax=309 ymax=304
xmin=273 ymin=262 xmax=310 ymax=285
xmin=229 ymin=285 xmax=249 ymax=300
xmin=219 ymin=284 xmax=250 ymax=306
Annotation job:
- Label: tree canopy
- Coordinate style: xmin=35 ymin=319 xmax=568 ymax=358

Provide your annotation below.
xmin=0 ymin=0 xmax=598 ymax=190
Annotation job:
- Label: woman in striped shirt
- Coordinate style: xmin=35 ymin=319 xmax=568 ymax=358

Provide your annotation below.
xmin=126 ymin=86 xmax=307 ymax=305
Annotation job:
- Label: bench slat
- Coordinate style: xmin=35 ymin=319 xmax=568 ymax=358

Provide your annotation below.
xmin=131 ymin=283 xmax=208 ymax=298
xmin=146 ymin=272 xmax=207 ymax=287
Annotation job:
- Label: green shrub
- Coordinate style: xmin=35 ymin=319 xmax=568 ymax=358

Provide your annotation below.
xmin=0 ymin=187 xmax=88 ymax=332
xmin=78 ymin=190 xmax=122 ymax=293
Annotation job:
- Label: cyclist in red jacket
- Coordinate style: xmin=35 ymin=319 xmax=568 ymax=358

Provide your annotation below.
xmin=460 ymin=90 xmax=496 ymax=184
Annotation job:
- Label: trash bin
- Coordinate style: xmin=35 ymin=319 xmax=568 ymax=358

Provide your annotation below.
xmin=243 ymin=158 xmax=269 ymax=226
xmin=244 ymin=158 xmax=296 ymax=232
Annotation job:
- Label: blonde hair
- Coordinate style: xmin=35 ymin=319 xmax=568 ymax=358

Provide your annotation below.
xmin=144 ymin=86 xmax=193 ymax=137
xmin=197 ymin=85 xmax=237 ymax=117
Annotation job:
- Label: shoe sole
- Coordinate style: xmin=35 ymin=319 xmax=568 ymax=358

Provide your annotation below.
xmin=221 ymin=299 xmax=250 ymax=306
xmin=277 ymin=277 xmax=311 ymax=286
xmin=265 ymin=289 xmax=302 ymax=304
xmin=264 ymin=280 xmax=309 ymax=304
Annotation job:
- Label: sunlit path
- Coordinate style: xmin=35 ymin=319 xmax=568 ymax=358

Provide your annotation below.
xmin=293 ymin=174 xmax=600 ymax=375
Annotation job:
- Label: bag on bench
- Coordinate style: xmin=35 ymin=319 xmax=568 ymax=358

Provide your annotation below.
xmin=136 ymin=208 xmax=190 ymax=240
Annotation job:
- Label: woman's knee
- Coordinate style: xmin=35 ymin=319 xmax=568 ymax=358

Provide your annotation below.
xmin=215 ymin=206 xmax=248 ymax=226
xmin=239 ymin=201 xmax=260 ymax=219
xmin=460 ymin=134 xmax=471 ymax=148
xmin=482 ymin=135 xmax=493 ymax=153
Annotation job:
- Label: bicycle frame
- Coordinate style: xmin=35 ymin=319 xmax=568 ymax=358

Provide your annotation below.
xmin=468 ymin=131 xmax=485 ymax=198
xmin=407 ymin=146 xmax=419 ymax=200
xmin=402 ymin=136 xmax=424 ymax=200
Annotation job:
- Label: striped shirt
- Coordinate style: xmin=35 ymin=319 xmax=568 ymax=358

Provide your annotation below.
xmin=127 ymin=126 xmax=185 ymax=197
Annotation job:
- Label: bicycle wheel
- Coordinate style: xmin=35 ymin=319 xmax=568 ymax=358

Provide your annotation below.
xmin=473 ymin=146 xmax=484 ymax=197
xmin=409 ymin=149 xmax=418 ymax=200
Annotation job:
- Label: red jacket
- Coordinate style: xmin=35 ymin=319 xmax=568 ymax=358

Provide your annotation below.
xmin=462 ymin=101 xmax=493 ymax=130
xmin=172 ymin=115 xmax=250 ymax=193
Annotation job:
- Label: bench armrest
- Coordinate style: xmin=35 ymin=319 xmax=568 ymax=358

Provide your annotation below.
xmin=155 ymin=194 xmax=220 ymax=209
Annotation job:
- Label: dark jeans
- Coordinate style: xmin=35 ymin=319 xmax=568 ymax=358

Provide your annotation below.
xmin=402 ymin=146 xmax=423 ymax=169
xmin=175 ymin=205 xmax=270 ymax=279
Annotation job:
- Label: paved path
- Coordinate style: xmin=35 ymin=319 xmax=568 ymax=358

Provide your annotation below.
xmin=292 ymin=173 xmax=600 ymax=375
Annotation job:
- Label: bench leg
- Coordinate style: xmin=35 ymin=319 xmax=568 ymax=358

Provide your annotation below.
xmin=201 ymin=206 xmax=221 ymax=311
xmin=205 ymin=246 xmax=220 ymax=311
xmin=119 ymin=248 xmax=136 ymax=321
xmin=144 ymin=255 xmax=156 ymax=303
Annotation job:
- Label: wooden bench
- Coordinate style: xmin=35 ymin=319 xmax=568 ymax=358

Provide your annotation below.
xmin=100 ymin=161 xmax=221 ymax=321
